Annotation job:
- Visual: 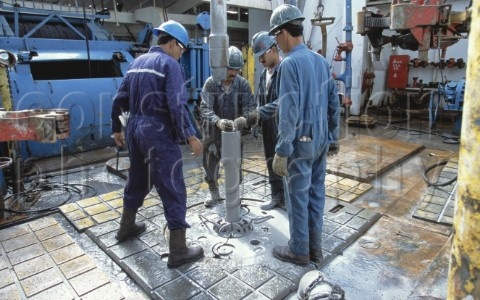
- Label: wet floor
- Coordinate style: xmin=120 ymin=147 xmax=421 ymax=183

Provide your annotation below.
xmin=0 ymin=114 xmax=459 ymax=299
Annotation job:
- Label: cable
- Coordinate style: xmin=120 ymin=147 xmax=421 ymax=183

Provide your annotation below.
xmin=421 ymin=160 xmax=457 ymax=187
xmin=2 ymin=180 xmax=96 ymax=214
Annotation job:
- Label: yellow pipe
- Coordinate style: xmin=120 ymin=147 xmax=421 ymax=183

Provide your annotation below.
xmin=447 ymin=1 xmax=480 ymax=298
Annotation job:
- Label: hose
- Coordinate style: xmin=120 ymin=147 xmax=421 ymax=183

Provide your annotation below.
xmin=421 ymin=160 xmax=457 ymax=187
xmin=2 ymin=180 xmax=96 ymax=214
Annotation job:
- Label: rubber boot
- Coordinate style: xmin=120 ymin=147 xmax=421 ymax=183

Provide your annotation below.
xmin=115 ymin=207 xmax=146 ymax=241
xmin=205 ymin=181 xmax=220 ymax=208
xmin=167 ymin=228 xmax=204 ymax=268
xmin=205 ymin=189 xmax=220 ymax=207
xmin=260 ymin=193 xmax=285 ymax=210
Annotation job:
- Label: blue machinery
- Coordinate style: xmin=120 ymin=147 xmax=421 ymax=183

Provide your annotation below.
xmin=429 ymin=79 xmax=465 ymax=136
xmin=0 ymin=2 xmax=211 ymax=159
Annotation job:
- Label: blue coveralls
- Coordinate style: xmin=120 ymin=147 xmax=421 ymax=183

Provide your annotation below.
xmin=256 ymin=66 xmax=284 ymax=198
xmin=200 ymin=75 xmax=256 ymax=188
xmin=111 ymin=47 xmax=197 ymax=230
xmin=275 ymin=44 xmax=340 ymax=256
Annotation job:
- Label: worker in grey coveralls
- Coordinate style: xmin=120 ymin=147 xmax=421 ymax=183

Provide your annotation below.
xmin=111 ymin=20 xmax=204 ymax=268
xmin=251 ymin=31 xmax=285 ymax=210
xmin=200 ymin=46 xmax=258 ymax=207
xmin=269 ymin=4 xmax=340 ymax=266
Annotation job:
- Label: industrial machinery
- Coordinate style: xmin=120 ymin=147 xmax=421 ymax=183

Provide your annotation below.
xmin=429 ymin=79 xmax=465 ymax=137
xmin=353 ymin=0 xmax=470 ymax=132
xmin=0 ymin=1 xmax=211 ymax=159
xmin=0 ymin=1 xmax=135 ymax=159
xmin=0 ymin=48 xmax=71 ymax=220
xmin=357 ymin=0 xmax=470 ymax=62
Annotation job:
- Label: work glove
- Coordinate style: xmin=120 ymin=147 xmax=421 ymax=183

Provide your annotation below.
xmin=327 ymin=142 xmax=340 ymax=156
xmin=247 ymin=110 xmax=260 ymax=127
xmin=272 ymin=153 xmax=288 ymax=176
xmin=234 ymin=116 xmax=247 ymax=131
xmin=216 ymin=119 xmax=235 ymax=132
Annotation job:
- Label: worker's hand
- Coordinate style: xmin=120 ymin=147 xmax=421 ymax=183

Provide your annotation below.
xmin=234 ymin=116 xmax=247 ymax=131
xmin=216 ymin=119 xmax=235 ymax=131
xmin=272 ymin=153 xmax=288 ymax=176
xmin=113 ymin=132 xmax=125 ymax=148
xmin=327 ymin=142 xmax=340 ymax=156
xmin=247 ymin=110 xmax=260 ymax=127
xmin=188 ymin=136 xmax=203 ymax=157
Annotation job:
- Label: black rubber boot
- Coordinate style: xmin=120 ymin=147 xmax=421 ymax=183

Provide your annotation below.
xmin=260 ymin=193 xmax=285 ymax=210
xmin=167 ymin=228 xmax=204 ymax=268
xmin=115 ymin=207 xmax=146 ymax=241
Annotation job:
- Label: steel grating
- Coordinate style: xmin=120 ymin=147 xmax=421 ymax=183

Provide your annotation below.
xmin=82 ymin=170 xmax=381 ymax=300
xmin=412 ymin=158 xmax=458 ymax=226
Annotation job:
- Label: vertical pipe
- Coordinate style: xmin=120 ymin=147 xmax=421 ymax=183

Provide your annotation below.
xmin=334 ymin=0 xmax=353 ymax=119
xmin=447 ymin=0 xmax=480 ymax=297
xmin=221 ymin=131 xmax=241 ymax=223
xmin=112 ymin=0 xmax=119 ymax=26
xmin=190 ymin=48 xmax=197 ymax=98
xmin=203 ymin=43 xmax=210 ymax=84
xmin=343 ymin=0 xmax=352 ymax=120
xmin=209 ymin=0 xmax=228 ymax=81
xmin=196 ymin=48 xmax=201 ymax=91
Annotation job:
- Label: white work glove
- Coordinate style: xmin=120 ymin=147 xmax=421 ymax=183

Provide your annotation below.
xmin=234 ymin=116 xmax=247 ymax=131
xmin=272 ymin=153 xmax=288 ymax=176
xmin=328 ymin=142 xmax=340 ymax=156
xmin=216 ymin=119 xmax=235 ymax=131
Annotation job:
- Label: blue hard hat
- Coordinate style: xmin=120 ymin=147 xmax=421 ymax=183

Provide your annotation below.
xmin=153 ymin=20 xmax=189 ymax=48
xmin=251 ymin=31 xmax=275 ymax=58
xmin=269 ymin=4 xmax=305 ymax=35
xmin=228 ymin=46 xmax=244 ymax=69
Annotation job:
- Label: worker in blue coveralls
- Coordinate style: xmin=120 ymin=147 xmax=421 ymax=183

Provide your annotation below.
xmin=268 ymin=4 xmax=340 ymax=266
xmin=111 ymin=20 xmax=204 ymax=268
xmin=200 ymin=46 xmax=258 ymax=207
xmin=251 ymin=31 xmax=285 ymax=210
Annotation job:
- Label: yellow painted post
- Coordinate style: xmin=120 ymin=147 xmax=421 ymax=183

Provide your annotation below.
xmin=447 ymin=1 xmax=480 ymax=298
xmin=242 ymin=45 xmax=255 ymax=93
xmin=0 ymin=67 xmax=12 ymax=111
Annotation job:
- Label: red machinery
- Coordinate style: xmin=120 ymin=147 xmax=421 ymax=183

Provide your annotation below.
xmin=0 ymin=109 xmax=70 ymax=143
xmin=0 ymin=50 xmax=70 ymax=220
xmin=356 ymin=0 xmax=470 ymax=62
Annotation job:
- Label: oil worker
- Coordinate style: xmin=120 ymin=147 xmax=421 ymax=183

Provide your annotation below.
xmin=111 ymin=20 xmax=204 ymax=268
xmin=269 ymin=4 xmax=340 ymax=266
xmin=200 ymin=46 xmax=258 ymax=207
xmin=251 ymin=31 xmax=285 ymax=210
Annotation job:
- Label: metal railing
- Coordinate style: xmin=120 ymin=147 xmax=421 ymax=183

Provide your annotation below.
xmin=0 ymin=0 xmax=97 ymax=15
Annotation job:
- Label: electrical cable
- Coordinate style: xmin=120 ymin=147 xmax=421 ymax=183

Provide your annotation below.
xmin=2 ymin=180 xmax=96 ymax=214
xmin=162 ymin=0 xmax=168 ymax=21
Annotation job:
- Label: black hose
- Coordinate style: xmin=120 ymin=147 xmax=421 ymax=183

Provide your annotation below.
xmin=421 ymin=160 xmax=457 ymax=187
xmin=2 ymin=181 xmax=96 ymax=214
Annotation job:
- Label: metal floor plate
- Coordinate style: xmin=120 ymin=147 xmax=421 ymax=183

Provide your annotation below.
xmin=83 ymin=170 xmax=381 ymax=300
xmin=327 ymin=135 xmax=425 ymax=182
xmin=412 ymin=158 xmax=458 ymax=225
xmin=0 ymin=217 xmax=131 ymax=299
